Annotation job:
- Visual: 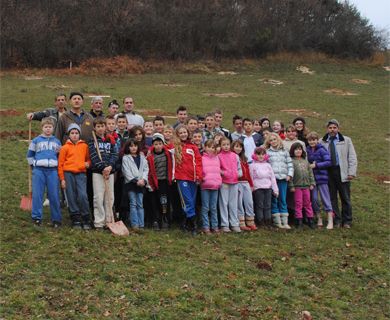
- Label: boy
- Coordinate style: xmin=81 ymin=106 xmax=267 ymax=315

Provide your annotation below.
xmin=197 ymin=115 xmax=205 ymax=129
xmin=153 ymin=116 xmax=165 ymax=134
xmin=88 ymin=118 xmax=118 ymax=229
xmin=192 ymin=129 xmax=204 ymax=154
xmin=186 ymin=116 xmax=199 ymax=136
xmin=58 ymin=124 xmax=91 ymax=229
xmin=202 ymin=112 xmax=217 ymax=142
xmin=173 ymin=106 xmax=188 ymax=129
xmin=239 ymin=118 xmax=263 ymax=163
xmin=147 ymin=133 xmax=174 ymax=230
xmin=231 ymin=115 xmax=244 ymax=141
xmin=214 ymin=108 xmax=230 ymax=138
xmin=116 ymin=113 xmax=130 ymax=146
xmin=163 ymin=125 xmax=175 ymax=149
xmin=27 ymin=117 xmax=62 ymax=227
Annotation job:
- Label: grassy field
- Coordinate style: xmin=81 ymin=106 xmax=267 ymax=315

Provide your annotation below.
xmin=0 ymin=62 xmax=389 ymax=319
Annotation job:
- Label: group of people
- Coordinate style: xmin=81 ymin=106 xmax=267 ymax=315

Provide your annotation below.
xmin=26 ymin=92 xmax=358 ymax=234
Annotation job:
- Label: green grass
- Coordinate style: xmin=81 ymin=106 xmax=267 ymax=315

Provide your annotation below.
xmin=1 ymin=63 xmax=389 ymax=319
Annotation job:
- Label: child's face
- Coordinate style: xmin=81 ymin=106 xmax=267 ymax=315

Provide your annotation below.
xmin=286 ymin=129 xmax=297 ymax=140
xmin=163 ymin=129 xmax=173 ymax=142
xmin=177 ymin=111 xmax=187 ymax=123
xmin=192 ymin=133 xmax=202 ymax=146
xmin=214 ymin=113 xmax=222 ymax=126
xmin=308 ymin=138 xmax=318 ymax=148
xmin=243 ymin=121 xmax=253 ymax=134
xmin=143 ymin=122 xmax=154 ymax=136
xmin=269 ymin=136 xmax=279 ymax=148
xmin=261 ymin=120 xmax=270 ymax=129
xmin=187 ymin=119 xmax=198 ymax=133
xmin=221 ymin=140 xmax=230 ymax=152
xmin=294 ymin=120 xmax=304 ymax=131
xmin=256 ymin=152 xmax=265 ymax=161
xmin=134 ymin=130 xmax=143 ymax=142
xmin=204 ymin=144 xmax=215 ymax=155
xmin=42 ymin=124 xmax=54 ymax=136
xmin=129 ymin=144 xmax=138 ymax=155
xmin=117 ymin=118 xmax=127 ymax=131
xmin=153 ymin=121 xmax=164 ymax=134
xmin=70 ymin=95 xmax=83 ymax=108
xmin=233 ymin=143 xmax=242 ymax=155
xmin=205 ymin=117 xmax=215 ymax=129
xmin=253 ymin=120 xmax=261 ymax=132
xmin=69 ymin=129 xmax=80 ymax=143
xmin=95 ymin=123 xmax=106 ymax=136
xmin=106 ymin=119 xmax=116 ymax=133
xmin=233 ymin=119 xmax=242 ymax=132
xmin=153 ymin=140 xmax=164 ymax=153
xmin=294 ymin=147 xmax=303 ymax=158
xmin=198 ymin=120 xmax=205 ymax=129
xmin=263 ymin=131 xmax=270 ymax=140
xmin=272 ymin=121 xmax=281 ymax=133
xmin=213 ymin=135 xmax=222 ymax=144
xmin=178 ymin=127 xmax=189 ymax=142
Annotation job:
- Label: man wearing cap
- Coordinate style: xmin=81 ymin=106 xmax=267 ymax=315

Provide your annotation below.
xmin=320 ymin=119 xmax=357 ymax=228
xmin=56 ymin=92 xmax=94 ymax=145
xmin=122 ymin=97 xmax=144 ymax=129
xmin=90 ymin=96 xmax=104 ymax=118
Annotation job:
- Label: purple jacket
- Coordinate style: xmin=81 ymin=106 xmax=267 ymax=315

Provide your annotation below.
xmin=307 ymin=143 xmax=331 ymax=184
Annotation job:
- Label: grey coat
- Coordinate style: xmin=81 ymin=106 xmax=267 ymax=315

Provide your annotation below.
xmin=122 ymin=154 xmax=149 ymax=185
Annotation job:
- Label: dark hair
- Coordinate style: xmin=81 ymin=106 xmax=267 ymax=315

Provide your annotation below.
xmin=123 ymin=139 xmax=140 ymax=155
xmin=186 ymin=116 xmax=198 ymax=124
xmin=197 ymin=115 xmax=205 ymax=121
xmin=93 ymin=117 xmax=106 ymax=127
xmin=106 ymin=115 xmax=115 ymax=121
xmin=108 ymin=99 xmax=119 ymax=108
xmin=259 ymin=117 xmax=270 ymax=125
xmin=176 ymin=105 xmax=187 ymax=114
xmin=69 ymin=92 xmax=84 ymax=100
xmin=290 ymin=142 xmax=306 ymax=159
xmin=242 ymin=118 xmax=253 ymax=125
xmin=116 ymin=113 xmax=127 ymax=121
xmin=232 ymin=114 xmax=242 ymax=123
xmin=153 ymin=115 xmax=165 ymax=124
xmin=129 ymin=125 xmax=145 ymax=141
xmin=192 ymin=128 xmax=202 ymax=135
xmin=231 ymin=139 xmax=247 ymax=162
xmin=55 ymin=93 xmax=66 ymax=100
xmin=262 ymin=127 xmax=272 ymax=133
xmin=292 ymin=117 xmax=306 ymax=125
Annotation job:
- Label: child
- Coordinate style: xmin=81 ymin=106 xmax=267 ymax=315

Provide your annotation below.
xmin=259 ymin=117 xmax=271 ymax=131
xmin=106 ymin=115 xmax=120 ymax=151
xmin=231 ymin=140 xmax=257 ymax=231
xmin=197 ymin=115 xmax=205 ymax=129
xmin=147 ymin=133 xmax=174 ymax=230
xmin=27 ymin=117 xmax=62 ymax=227
xmin=272 ymin=120 xmax=286 ymax=140
xmin=214 ymin=108 xmax=230 ymax=138
xmin=191 ymin=128 xmax=204 ymax=154
xmin=253 ymin=119 xmax=261 ymax=133
xmin=186 ymin=116 xmax=199 ymax=136
xmin=174 ymin=125 xmax=202 ymax=234
xmin=200 ymin=140 xmax=222 ymax=233
xmin=307 ymin=132 xmax=334 ymax=229
xmin=58 ymin=123 xmax=91 ymax=229
xmin=240 ymin=118 xmax=263 ymax=163
xmin=283 ymin=125 xmax=306 ymax=153
xmin=261 ymin=128 xmax=271 ymax=146
xmin=231 ymin=115 xmax=244 ymax=141
xmin=88 ymin=118 xmax=118 ymax=229
xmin=130 ymin=126 xmax=148 ymax=155
xmin=153 ymin=116 xmax=165 ymax=134
xmin=250 ymin=147 xmax=278 ymax=226
xmin=122 ymin=139 xmax=149 ymax=229
xmin=265 ymin=133 xmax=293 ymax=228
xmin=143 ymin=121 xmax=154 ymax=147
xmin=289 ymin=142 xmax=316 ymax=228
xmin=203 ymin=112 xmax=217 ymax=142
xmin=163 ymin=125 xmax=175 ymax=149
xmin=116 ymin=113 xmax=130 ymax=145
xmin=218 ymin=137 xmax=242 ymax=233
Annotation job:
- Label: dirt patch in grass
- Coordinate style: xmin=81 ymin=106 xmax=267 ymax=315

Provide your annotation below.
xmin=24 ymin=76 xmax=43 ymax=80
xmin=360 ymin=172 xmax=390 ymax=184
xmin=259 ymin=78 xmax=284 ymax=85
xmin=256 ymin=260 xmax=272 ymax=271
xmin=0 ymin=109 xmax=23 ymax=117
xmin=217 ymin=71 xmax=237 ymax=75
xmin=203 ymin=92 xmax=244 ymax=98
xmin=383 ymin=66 xmax=390 ymax=71
xmin=156 ymin=83 xmax=187 ymax=88
xmin=324 ymin=88 xmax=358 ymax=96
xmin=0 ymin=130 xmax=37 ymax=140
xmin=281 ymin=109 xmax=322 ymax=118
xmin=296 ymin=65 xmax=315 ymax=74
xmin=351 ymin=79 xmax=370 ymax=84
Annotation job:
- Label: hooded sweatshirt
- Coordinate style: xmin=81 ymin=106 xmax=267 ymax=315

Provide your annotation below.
xmin=58 ymin=139 xmax=91 ymax=180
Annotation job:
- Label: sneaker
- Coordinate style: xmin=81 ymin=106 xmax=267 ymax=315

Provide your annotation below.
xmin=221 ymin=227 xmax=231 ymax=233
xmin=52 ymin=221 xmax=61 ymax=228
xmin=248 ymin=225 xmax=258 ymax=231
xmin=152 ymin=221 xmax=161 ymax=231
xmin=72 ymin=222 xmax=82 ymax=230
xmin=231 ymin=226 xmax=241 ymax=233
xmin=240 ymin=226 xmax=252 ymax=231
xmin=33 ymin=219 xmax=42 ymax=227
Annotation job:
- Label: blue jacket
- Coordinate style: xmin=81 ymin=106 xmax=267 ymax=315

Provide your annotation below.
xmin=307 ymin=143 xmax=331 ymax=185
xmin=88 ymin=135 xmax=118 ymax=174
xmin=27 ymin=135 xmax=61 ymax=168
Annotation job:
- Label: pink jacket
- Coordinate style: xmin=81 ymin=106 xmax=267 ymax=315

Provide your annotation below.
xmin=249 ymin=160 xmax=278 ymax=193
xmin=201 ymin=153 xmax=222 ymax=190
xmin=218 ymin=150 xmax=242 ymax=184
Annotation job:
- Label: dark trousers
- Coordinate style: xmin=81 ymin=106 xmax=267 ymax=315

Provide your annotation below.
xmin=151 ymin=180 xmax=170 ymax=227
xmin=169 ymin=181 xmax=182 ymax=225
xmin=253 ymin=188 xmax=272 ymax=222
xmin=328 ymin=166 xmax=352 ymax=225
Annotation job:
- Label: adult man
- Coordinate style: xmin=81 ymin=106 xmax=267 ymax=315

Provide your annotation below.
xmin=107 ymin=100 xmax=120 ymax=117
xmin=90 ymin=96 xmax=104 ymax=118
xmin=230 ymin=115 xmax=244 ymax=141
xmin=122 ymin=97 xmax=144 ymax=129
xmin=173 ymin=106 xmax=188 ymax=129
xmin=214 ymin=108 xmax=230 ymax=139
xmin=27 ymin=94 xmax=67 ymax=130
xmin=320 ymin=119 xmax=357 ymax=228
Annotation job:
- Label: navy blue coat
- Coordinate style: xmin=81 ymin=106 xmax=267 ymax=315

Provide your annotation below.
xmin=307 ymin=143 xmax=331 ymax=185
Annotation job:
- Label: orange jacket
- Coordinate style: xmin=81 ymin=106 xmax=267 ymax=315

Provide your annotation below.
xmin=58 ymin=139 xmax=91 ymax=180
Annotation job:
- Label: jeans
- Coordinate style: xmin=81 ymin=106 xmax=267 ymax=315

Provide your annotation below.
xmin=64 ymin=171 xmax=89 ymax=222
xmin=271 ymin=179 xmax=288 ymax=215
xmin=129 ymin=191 xmax=144 ymax=228
xmin=32 ymin=167 xmax=61 ymax=222
xmin=200 ymin=189 xmax=219 ymax=229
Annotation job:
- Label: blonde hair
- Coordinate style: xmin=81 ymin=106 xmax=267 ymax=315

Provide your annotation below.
xmin=307 ymin=131 xmax=319 ymax=141
xmin=173 ymin=124 xmax=190 ymax=164
xmin=264 ymin=132 xmax=283 ymax=149
xmin=41 ymin=117 xmax=55 ymax=127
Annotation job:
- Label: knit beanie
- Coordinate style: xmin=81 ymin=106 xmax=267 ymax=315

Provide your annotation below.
xmin=152 ymin=133 xmax=165 ymax=144
xmin=67 ymin=123 xmax=81 ymax=134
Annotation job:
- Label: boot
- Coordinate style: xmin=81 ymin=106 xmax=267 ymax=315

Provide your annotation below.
xmin=272 ymin=213 xmax=282 ymax=228
xmin=280 ymin=213 xmax=291 ymax=229
xmin=317 ymin=214 xmax=323 ymax=227
xmin=240 ymin=217 xmax=251 ymax=231
xmin=326 ymin=212 xmax=334 ymax=230
xmin=296 ymin=218 xmax=303 ymax=229
xmin=307 ymin=217 xmax=315 ymax=229
xmin=188 ymin=216 xmax=198 ymax=235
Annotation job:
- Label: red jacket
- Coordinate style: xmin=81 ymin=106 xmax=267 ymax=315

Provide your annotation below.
xmin=146 ymin=146 xmax=174 ymax=191
xmin=174 ymin=141 xmax=202 ymax=182
xmin=239 ymin=160 xmax=254 ymax=188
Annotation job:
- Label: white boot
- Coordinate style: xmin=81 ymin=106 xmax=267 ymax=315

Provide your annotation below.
xmin=317 ymin=214 xmax=323 ymax=227
xmin=326 ymin=212 xmax=334 ymax=230
xmin=281 ymin=213 xmax=291 ymax=229
xmin=272 ymin=213 xmax=282 ymax=228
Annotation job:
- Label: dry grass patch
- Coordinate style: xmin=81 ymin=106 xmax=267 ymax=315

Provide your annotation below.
xmin=217 ymin=71 xmax=238 ymax=75
xmin=296 ymin=66 xmax=315 ymax=74
xmin=324 ymin=88 xmax=358 ymax=96
xmin=203 ymin=92 xmax=244 ymax=98
xmin=156 ymin=83 xmax=187 ymax=88
xmin=259 ymin=78 xmax=284 ymax=85
xmin=351 ymin=79 xmax=370 ymax=84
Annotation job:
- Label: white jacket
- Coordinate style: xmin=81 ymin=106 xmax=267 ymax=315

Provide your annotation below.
xmin=122 ymin=154 xmax=149 ymax=185
xmin=266 ymin=147 xmax=294 ymax=180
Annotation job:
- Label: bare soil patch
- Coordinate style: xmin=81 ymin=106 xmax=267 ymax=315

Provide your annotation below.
xmin=24 ymin=76 xmax=43 ymax=80
xmin=0 ymin=130 xmax=38 ymax=140
xmin=296 ymin=66 xmax=315 ymax=75
xmin=203 ymin=92 xmax=244 ymax=98
xmin=383 ymin=66 xmax=390 ymax=71
xmin=281 ymin=109 xmax=321 ymax=118
xmin=360 ymin=172 xmax=390 ymax=184
xmin=217 ymin=71 xmax=237 ymax=75
xmin=259 ymin=78 xmax=284 ymax=85
xmin=0 ymin=109 xmax=23 ymax=117
xmin=351 ymin=79 xmax=370 ymax=84
xmin=324 ymin=88 xmax=358 ymax=96
xmin=156 ymin=83 xmax=187 ymax=88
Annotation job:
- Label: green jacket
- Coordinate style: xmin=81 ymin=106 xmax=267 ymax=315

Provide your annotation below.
xmin=289 ymin=158 xmax=316 ymax=189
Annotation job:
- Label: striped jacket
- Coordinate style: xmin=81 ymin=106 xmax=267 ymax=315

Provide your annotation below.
xmin=27 ymin=135 xmax=61 ymax=168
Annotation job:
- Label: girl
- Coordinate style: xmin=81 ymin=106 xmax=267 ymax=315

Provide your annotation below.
xmin=289 ymin=142 xmax=316 ymax=228
xmin=250 ymin=147 xmax=278 ymax=226
xmin=292 ymin=117 xmax=309 ymax=146
xmin=122 ymin=139 xmax=149 ymax=229
xmin=218 ymin=137 xmax=242 ymax=233
xmin=174 ymin=125 xmax=202 ymax=234
xmin=253 ymin=119 xmax=261 ymax=133
xmin=231 ymin=140 xmax=257 ymax=231
xmin=272 ymin=120 xmax=286 ymax=140
xmin=306 ymin=131 xmax=334 ymax=229
xmin=213 ymin=132 xmax=225 ymax=154
xmin=259 ymin=117 xmax=271 ymax=131
xmin=283 ymin=125 xmax=306 ymax=153
xmin=265 ymin=133 xmax=293 ymax=228
xmin=200 ymin=140 xmax=223 ymax=233
xmin=129 ymin=126 xmax=148 ymax=155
